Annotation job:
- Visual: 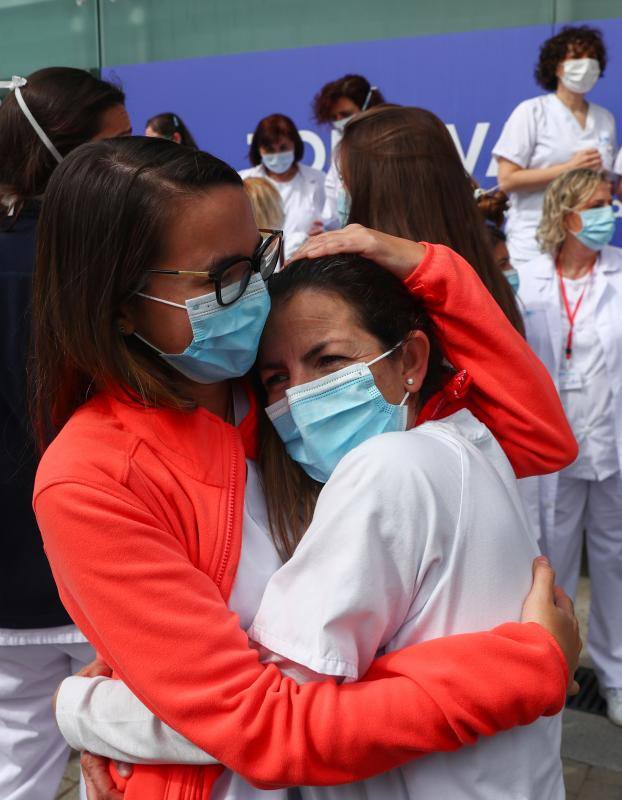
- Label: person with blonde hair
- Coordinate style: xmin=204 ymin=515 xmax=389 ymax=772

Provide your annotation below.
xmin=243 ymin=177 xmax=285 ymax=231
xmin=519 ymin=167 xmax=622 ymax=725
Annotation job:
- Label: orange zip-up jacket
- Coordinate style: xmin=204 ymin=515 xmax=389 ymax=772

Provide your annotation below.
xmin=34 ymin=244 xmax=575 ymax=800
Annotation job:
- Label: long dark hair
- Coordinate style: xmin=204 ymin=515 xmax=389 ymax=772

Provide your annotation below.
xmin=340 ymin=105 xmax=525 ymax=335
xmin=259 ymin=254 xmax=446 ymax=559
xmin=0 ymin=67 xmax=125 ymax=214
xmin=146 ymin=112 xmax=198 ymax=149
xmin=32 ymin=136 xmax=242 ymax=450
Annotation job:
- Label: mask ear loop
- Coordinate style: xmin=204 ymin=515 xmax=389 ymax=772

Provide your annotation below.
xmin=0 ymin=76 xmax=64 ymax=164
xmin=365 ymin=341 xmax=411 ymax=407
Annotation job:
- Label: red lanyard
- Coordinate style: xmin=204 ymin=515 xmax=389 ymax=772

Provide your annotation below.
xmin=556 ymin=262 xmax=593 ymax=360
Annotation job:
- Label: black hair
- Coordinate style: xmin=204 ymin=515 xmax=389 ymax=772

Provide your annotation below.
xmin=145 ymin=112 xmax=198 ymax=149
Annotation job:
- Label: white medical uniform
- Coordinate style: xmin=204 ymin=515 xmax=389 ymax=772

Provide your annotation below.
xmin=321 ymin=152 xmax=343 ymax=230
xmin=239 ymin=164 xmax=325 ymax=260
xmin=493 ymin=94 xmax=617 ymax=265
xmin=56 ymin=411 xmax=563 ymax=800
xmin=0 ymin=626 xmax=93 ymax=800
xmin=519 ymin=246 xmax=622 ymax=688
xmin=615 ymin=147 xmax=622 ymax=177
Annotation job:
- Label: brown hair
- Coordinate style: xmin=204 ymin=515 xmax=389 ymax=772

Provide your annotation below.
xmin=248 ymin=114 xmax=304 ymax=166
xmin=145 ymin=112 xmax=198 ymax=148
xmin=259 ymin=254 xmax=447 ymax=559
xmin=313 ymin=74 xmax=385 ymax=124
xmin=0 ymin=67 xmax=125 ymax=214
xmin=340 ymin=105 xmax=525 ymax=334
xmin=475 ymin=188 xmax=509 ymax=229
xmin=32 ymin=136 xmax=242 ymax=450
xmin=535 ymin=25 xmax=607 ymax=91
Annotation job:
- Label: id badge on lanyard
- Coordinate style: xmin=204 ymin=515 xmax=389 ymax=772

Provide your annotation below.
xmin=556 ymin=262 xmax=592 ymax=391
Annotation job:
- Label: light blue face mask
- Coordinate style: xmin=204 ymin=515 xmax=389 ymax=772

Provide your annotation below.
xmin=266 ymin=344 xmax=408 ymax=483
xmin=336 ymin=187 xmax=351 ymax=228
xmin=504 ymin=267 xmax=520 ymax=294
xmin=262 ymin=150 xmax=295 ymax=174
xmin=574 ymin=205 xmax=616 ymax=251
xmin=136 ymin=272 xmax=270 ymax=383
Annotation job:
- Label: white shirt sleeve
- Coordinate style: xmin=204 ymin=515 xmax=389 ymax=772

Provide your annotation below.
xmin=615 ymin=147 xmax=622 ymax=176
xmin=248 ymin=432 xmax=437 ymax=679
xmin=492 ymin=99 xmax=538 ymax=169
xmin=55 ymin=648 xmax=329 ymax=765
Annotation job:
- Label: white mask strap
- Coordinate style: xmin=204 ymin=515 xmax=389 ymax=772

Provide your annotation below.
xmin=1 ymin=76 xmax=64 ymax=164
xmin=361 ymin=85 xmax=378 ymax=112
xmin=399 ymin=392 xmax=410 ymax=407
xmin=133 ymin=331 xmax=164 ymax=355
xmin=366 ymin=340 xmax=403 ymax=368
xmin=137 ymin=291 xmax=186 ymax=310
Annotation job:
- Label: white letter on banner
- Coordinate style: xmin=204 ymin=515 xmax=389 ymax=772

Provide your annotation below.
xmin=300 ymin=130 xmax=326 ymax=171
xmin=446 ymin=122 xmax=490 ymax=175
xmin=246 ymin=130 xmax=326 ymax=171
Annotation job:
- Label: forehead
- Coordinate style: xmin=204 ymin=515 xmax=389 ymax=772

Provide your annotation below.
xmin=260 ymin=289 xmax=362 ymax=353
xmin=590 ymin=181 xmax=613 ymax=202
xmin=158 ymin=185 xmax=258 ymax=265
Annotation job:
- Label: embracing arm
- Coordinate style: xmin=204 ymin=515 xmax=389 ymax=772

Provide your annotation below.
xmin=405 ymin=242 xmax=577 ymax=477
xmin=37 ymin=479 xmax=569 ymax=788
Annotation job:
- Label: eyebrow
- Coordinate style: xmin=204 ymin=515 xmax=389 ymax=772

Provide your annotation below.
xmin=260 ymin=339 xmax=354 ymax=371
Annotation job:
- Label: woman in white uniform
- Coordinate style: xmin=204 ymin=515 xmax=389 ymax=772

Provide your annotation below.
xmin=494 ymin=25 xmax=617 ymax=266
xmin=311 ymin=75 xmax=384 ymax=229
xmin=55 ymin=238 xmax=574 ymax=800
xmin=519 ymin=168 xmax=622 ymax=726
xmin=240 ymin=114 xmax=325 ymax=259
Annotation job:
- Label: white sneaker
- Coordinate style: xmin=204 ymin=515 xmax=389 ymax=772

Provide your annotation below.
xmin=604 ymin=688 xmax=622 ymax=726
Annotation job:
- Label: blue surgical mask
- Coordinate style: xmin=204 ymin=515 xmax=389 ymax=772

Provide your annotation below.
xmin=136 ymin=272 xmax=270 ymax=383
xmin=266 ymin=344 xmax=408 ymax=483
xmin=573 ymin=205 xmax=616 ymax=251
xmin=336 ymin=187 xmax=351 ymax=228
xmin=262 ymin=150 xmax=295 ymax=174
xmin=504 ymin=268 xmax=520 ymax=294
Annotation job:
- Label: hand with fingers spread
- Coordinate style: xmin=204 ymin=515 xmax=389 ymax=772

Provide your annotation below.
xmin=287 ymin=224 xmax=427 ymax=280
xmin=521 ymin=556 xmax=582 ymax=695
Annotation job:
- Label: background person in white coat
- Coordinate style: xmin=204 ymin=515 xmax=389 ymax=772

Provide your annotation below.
xmin=311 ymin=75 xmax=384 ymax=229
xmin=240 ymin=113 xmax=325 ymax=259
xmin=494 ymin=25 xmax=617 ymax=267
xmin=519 ymin=168 xmax=622 ymax=725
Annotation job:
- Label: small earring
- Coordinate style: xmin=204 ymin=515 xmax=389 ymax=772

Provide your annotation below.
xmin=406 ymin=378 xmax=414 ymax=386
xmin=118 ymin=325 xmax=127 ymax=335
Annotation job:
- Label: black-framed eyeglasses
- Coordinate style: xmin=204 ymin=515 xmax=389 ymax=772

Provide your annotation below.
xmin=146 ymin=228 xmax=283 ymax=307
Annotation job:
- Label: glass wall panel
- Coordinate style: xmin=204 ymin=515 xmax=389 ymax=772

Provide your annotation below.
xmin=0 ymin=0 xmax=99 ymax=77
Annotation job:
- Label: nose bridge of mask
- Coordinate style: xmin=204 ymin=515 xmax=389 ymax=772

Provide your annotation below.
xmin=284 ymin=340 xmax=405 ymax=408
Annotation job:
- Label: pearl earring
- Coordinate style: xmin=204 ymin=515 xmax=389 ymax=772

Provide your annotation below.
xmin=406 ymin=378 xmax=414 ymax=386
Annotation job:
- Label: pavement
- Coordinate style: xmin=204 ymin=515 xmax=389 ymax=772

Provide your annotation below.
xmin=56 ymin=577 xmax=622 ymax=800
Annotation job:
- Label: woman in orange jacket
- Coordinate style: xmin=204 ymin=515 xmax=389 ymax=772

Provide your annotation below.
xmin=32 ymin=137 xmax=578 ymax=800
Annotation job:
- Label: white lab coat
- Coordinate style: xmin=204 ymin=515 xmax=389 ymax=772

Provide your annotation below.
xmin=493 ymin=94 xmax=617 ymax=265
xmin=519 ymin=247 xmax=622 ymax=687
xmin=239 ymin=163 xmax=325 ymax=259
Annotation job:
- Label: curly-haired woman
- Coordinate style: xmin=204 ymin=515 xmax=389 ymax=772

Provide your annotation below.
xmin=493 ymin=25 xmax=617 ymax=266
